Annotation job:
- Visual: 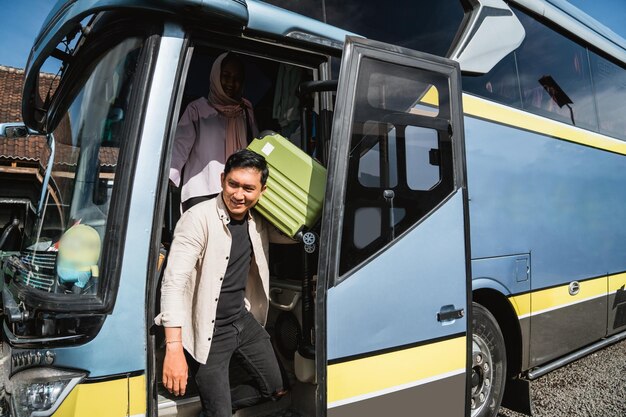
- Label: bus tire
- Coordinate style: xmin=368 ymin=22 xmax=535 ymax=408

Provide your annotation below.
xmin=471 ymin=302 xmax=506 ymax=417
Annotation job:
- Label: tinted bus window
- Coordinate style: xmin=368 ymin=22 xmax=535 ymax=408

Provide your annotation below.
xmin=263 ymin=0 xmax=465 ymax=58
xmin=589 ymin=52 xmax=626 ymax=140
xmin=513 ymin=7 xmax=597 ymax=130
xmin=325 ymin=0 xmax=464 ymax=56
xmin=463 ymin=52 xmax=522 ymax=107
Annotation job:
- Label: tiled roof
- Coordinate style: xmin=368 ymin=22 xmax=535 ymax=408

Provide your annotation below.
xmin=0 ymin=65 xmax=57 ymax=124
xmin=0 ymin=65 xmax=55 ymax=165
xmin=0 ymin=136 xmax=47 ymax=162
xmin=0 ymin=66 xmax=26 ymax=123
xmin=0 ymin=65 xmax=118 ymax=168
xmin=54 ymin=142 xmax=119 ymax=168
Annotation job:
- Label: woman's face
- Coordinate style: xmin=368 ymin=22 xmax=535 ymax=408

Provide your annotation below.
xmin=220 ymin=59 xmax=244 ymax=100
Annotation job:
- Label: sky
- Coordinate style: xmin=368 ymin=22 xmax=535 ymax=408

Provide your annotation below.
xmin=0 ymin=0 xmax=625 ymax=72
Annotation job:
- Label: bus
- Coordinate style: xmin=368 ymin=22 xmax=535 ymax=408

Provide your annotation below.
xmin=1 ymin=0 xmax=625 ymax=416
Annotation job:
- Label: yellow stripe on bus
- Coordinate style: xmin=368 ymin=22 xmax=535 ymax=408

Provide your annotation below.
xmin=462 ymin=94 xmax=626 ymax=156
xmin=53 ymin=374 xmax=146 ymax=417
xmin=509 ymin=293 xmax=531 ymax=318
xmin=509 ymin=276 xmax=609 ymax=319
xmin=531 ymin=277 xmax=606 ymax=313
xmin=609 ymin=272 xmax=626 ymax=294
xmin=327 ymin=336 xmax=465 ymax=405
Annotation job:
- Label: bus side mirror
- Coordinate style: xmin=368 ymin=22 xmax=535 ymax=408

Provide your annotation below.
xmin=0 ymin=123 xmax=34 ymax=139
xmin=449 ymin=0 xmax=525 ymax=74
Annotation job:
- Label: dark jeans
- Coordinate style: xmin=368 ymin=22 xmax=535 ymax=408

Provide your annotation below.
xmin=195 ymin=311 xmax=283 ymax=417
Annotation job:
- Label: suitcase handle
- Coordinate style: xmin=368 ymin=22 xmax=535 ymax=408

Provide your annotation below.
xmin=269 ymin=287 xmax=301 ymax=311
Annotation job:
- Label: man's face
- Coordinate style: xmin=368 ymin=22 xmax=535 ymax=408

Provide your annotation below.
xmin=221 ymin=167 xmax=266 ymax=220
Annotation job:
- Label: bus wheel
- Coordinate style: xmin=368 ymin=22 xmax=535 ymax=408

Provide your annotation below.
xmin=471 ymin=302 xmax=506 ymax=417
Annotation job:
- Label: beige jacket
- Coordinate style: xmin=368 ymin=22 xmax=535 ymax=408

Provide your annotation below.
xmin=154 ymin=195 xmax=291 ymax=364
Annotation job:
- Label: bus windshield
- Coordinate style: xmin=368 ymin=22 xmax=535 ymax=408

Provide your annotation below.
xmin=9 ymin=37 xmax=144 ymax=300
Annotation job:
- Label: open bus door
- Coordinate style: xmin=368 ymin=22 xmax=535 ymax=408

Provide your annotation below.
xmin=319 ymin=36 xmax=471 ymax=416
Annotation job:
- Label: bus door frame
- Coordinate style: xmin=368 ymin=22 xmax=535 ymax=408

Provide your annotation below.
xmin=316 ymin=35 xmax=472 ymax=416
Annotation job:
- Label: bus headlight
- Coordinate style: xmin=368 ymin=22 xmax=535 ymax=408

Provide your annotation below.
xmin=9 ymin=368 xmax=85 ymax=417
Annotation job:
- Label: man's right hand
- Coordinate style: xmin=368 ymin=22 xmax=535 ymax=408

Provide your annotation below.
xmin=162 ymin=342 xmax=188 ymax=396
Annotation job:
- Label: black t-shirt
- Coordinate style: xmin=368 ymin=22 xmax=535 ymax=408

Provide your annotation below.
xmin=215 ymin=217 xmax=252 ymax=326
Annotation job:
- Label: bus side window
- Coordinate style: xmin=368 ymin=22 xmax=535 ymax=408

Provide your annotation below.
xmin=513 ymin=6 xmax=597 ymax=130
xmin=463 ymin=52 xmax=522 ymax=108
xmin=589 ymin=51 xmax=626 ymax=140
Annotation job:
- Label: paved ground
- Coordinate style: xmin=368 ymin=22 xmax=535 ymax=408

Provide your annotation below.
xmin=498 ymin=339 xmax=626 ymax=417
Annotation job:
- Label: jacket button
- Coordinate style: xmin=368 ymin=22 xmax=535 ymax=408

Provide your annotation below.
xmin=226 ymin=256 xmax=229 ymax=260
xmin=215 ymin=298 xmax=218 ymax=302
xmin=219 ymin=277 xmax=223 ymax=281
xmin=208 ymin=337 xmax=211 ymax=341
xmin=212 ymin=320 xmax=215 ymax=323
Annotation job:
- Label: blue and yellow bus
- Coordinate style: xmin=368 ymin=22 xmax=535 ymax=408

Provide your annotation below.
xmin=1 ymin=0 xmax=625 ymax=416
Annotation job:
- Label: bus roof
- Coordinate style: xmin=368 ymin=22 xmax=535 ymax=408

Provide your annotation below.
xmin=27 ymin=0 xmax=626 ymax=80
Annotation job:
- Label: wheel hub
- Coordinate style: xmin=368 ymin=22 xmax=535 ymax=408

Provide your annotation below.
xmin=470 ymin=336 xmax=494 ymax=416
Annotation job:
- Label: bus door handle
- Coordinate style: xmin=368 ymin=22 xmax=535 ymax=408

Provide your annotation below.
xmin=437 ymin=305 xmax=464 ymax=322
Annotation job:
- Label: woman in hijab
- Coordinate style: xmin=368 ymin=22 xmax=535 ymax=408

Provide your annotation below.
xmin=170 ymin=52 xmax=258 ymax=211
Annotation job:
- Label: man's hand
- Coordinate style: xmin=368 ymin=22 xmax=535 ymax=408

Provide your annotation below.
xmin=162 ymin=327 xmax=187 ymax=396
xmin=162 ymin=342 xmax=188 ymax=396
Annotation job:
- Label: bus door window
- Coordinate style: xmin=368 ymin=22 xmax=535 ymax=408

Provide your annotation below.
xmin=339 ymin=58 xmax=453 ymax=276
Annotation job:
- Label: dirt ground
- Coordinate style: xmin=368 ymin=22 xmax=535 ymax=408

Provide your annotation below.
xmin=497 ymin=339 xmax=626 ymax=417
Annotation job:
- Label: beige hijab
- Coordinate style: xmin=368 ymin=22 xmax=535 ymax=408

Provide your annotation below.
xmin=208 ymin=52 xmax=253 ymax=157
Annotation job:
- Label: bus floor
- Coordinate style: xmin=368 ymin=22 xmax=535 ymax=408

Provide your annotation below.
xmin=157 ymin=386 xmax=309 ymax=417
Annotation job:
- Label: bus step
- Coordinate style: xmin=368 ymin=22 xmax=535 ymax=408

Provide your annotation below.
xmin=158 ymin=393 xmax=304 ymax=417
xmin=158 ymin=394 xmax=201 ymax=417
xmin=236 ymin=409 xmax=303 ymax=417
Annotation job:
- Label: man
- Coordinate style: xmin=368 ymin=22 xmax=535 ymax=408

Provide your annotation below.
xmin=155 ymin=149 xmax=291 ymax=416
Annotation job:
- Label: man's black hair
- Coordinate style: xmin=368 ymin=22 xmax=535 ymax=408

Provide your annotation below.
xmin=224 ymin=149 xmax=269 ymax=185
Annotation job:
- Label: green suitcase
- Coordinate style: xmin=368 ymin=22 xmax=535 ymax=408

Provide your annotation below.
xmin=248 ymin=133 xmax=327 ymax=239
